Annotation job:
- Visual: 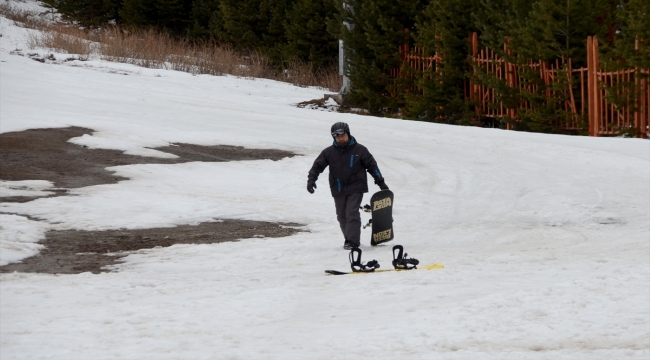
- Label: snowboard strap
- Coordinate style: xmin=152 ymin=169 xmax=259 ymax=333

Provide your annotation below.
xmin=392 ymin=245 xmax=419 ymax=270
xmin=349 ymin=248 xmax=380 ymax=272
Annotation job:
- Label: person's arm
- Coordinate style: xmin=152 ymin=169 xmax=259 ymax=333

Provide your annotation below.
xmin=361 ymin=149 xmax=388 ymax=190
xmin=307 ymin=150 xmax=328 ymax=193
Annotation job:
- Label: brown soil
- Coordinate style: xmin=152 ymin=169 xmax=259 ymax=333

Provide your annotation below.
xmin=0 ymin=127 xmax=303 ymax=274
xmin=0 ymin=221 xmax=301 ymax=274
xmin=0 ymin=126 xmax=296 ymax=202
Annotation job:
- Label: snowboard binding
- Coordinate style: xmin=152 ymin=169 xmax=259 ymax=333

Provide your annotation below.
xmin=361 ymin=204 xmax=372 ymax=229
xmin=392 ymin=245 xmax=419 ymax=270
xmin=349 ymin=248 xmax=380 ymax=273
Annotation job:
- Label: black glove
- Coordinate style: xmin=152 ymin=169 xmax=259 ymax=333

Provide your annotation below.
xmin=307 ymin=180 xmax=317 ymax=194
xmin=377 ymin=180 xmax=389 ymax=190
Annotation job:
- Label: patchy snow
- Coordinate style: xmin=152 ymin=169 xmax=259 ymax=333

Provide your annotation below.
xmin=0 ymin=214 xmax=47 ymax=266
xmin=0 ymin=180 xmax=56 ymax=198
xmin=1 ymin=2 xmax=649 ymax=359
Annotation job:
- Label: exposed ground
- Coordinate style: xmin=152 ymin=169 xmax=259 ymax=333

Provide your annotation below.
xmin=0 ymin=221 xmax=300 ymax=274
xmin=0 ymin=127 xmax=302 ymax=274
xmin=0 ymin=126 xmax=295 ymax=201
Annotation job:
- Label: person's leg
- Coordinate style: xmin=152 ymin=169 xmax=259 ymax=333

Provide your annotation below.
xmin=343 ymin=193 xmax=364 ymax=246
xmin=333 ymin=195 xmax=348 ymax=238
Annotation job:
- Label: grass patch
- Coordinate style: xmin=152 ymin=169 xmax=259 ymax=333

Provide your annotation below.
xmin=26 ymin=23 xmax=92 ymax=57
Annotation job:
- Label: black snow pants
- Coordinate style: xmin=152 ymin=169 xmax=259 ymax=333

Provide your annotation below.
xmin=333 ymin=193 xmax=364 ymax=246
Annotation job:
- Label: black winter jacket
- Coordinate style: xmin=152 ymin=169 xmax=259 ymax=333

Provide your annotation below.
xmin=308 ymin=136 xmax=384 ymax=197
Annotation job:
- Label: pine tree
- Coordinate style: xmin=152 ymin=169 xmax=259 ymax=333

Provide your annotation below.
xmin=189 ymin=0 xmax=222 ymax=37
xmin=284 ymin=0 xmax=338 ymax=68
xmin=120 ymin=0 xmax=156 ymax=28
xmin=607 ymin=0 xmax=650 ymax=70
xmin=155 ymin=0 xmax=194 ymax=34
xmin=599 ymin=0 xmax=649 ymax=136
xmin=509 ymin=0 xmax=613 ymax=65
xmin=263 ymin=0 xmax=290 ymax=49
xmin=120 ymin=0 xmax=193 ymax=34
xmin=43 ymin=0 xmax=123 ymax=26
xmin=468 ymin=0 xmax=617 ymax=133
xmin=472 ymin=0 xmax=533 ymax=52
xmin=404 ymin=0 xmax=480 ymax=124
xmin=217 ymin=0 xmax=289 ymax=52
xmin=338 ymin=0 xmax=426 ymax=114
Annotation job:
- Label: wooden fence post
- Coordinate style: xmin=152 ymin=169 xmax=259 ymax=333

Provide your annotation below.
xmin=469 ymin=33 xmax=479 ymax=117
xmin=504 ymin=38 xmax=516 ymax=127
xmin=639 ymin=69 xmax=649 ymax=138
xmin=587 ymin=36 xmax=593 ymax=135
xmin=587 ymin=36 xmax=601 ymax=136
xmin=634 ymin=37 xmax=649 ymax=138
xmin=594 ymin=37 xmax=602 ymax=137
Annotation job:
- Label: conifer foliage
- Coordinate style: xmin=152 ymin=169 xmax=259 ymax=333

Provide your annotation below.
xmin=470 ymin=0 xmax=623 ymax=132
xmin=120 ymin=0 xmax=194 ymax=34
xmin=42 ymin=0 xmax=123 ymax=26
xmin=214 ymin=0 xmax=289 ymax=50
xmin=285 ymin=0 xmax=338 ymax=69
xmin=43 ymin=0 xmax=647 ymax=133
xmin=599 ymin=0 xmax=649 ymax=135
xmin=188 ymin=0 xmax=222 ymax=37
xmin=403 ymin=0 xmax=480 ymax=124
xmin=606 ymin=0 xmax=650 ymax=70
xmin=337 ymin=0 xmax=426 ymax=114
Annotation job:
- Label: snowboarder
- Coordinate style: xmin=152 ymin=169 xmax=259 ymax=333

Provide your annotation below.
xmin=307 ymin=122 xmax=389 ymax=249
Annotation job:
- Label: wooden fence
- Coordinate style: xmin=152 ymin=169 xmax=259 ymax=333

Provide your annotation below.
xmin=587 ymin=36 xmax=649 ymax=137
xmin=393 ymin=33 xmax=649 ymax=138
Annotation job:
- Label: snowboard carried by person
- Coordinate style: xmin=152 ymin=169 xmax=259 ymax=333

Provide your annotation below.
xmin=367 ymin=189 xmax=394 ymax=246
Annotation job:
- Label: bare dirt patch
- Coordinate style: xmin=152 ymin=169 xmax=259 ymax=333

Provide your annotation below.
xmin=0 ymin=220 xmax=301 ymax=274
xmin=0 ymin=126 xmax=303 ymax=274
xmin=156 ymin=143 xmax=296 ymax=162
xmin=0 ymin=126 xmax=296 ymax=202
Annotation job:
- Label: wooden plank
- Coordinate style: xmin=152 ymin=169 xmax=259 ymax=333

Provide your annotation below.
xmin=642 ymin=72 xmax=644 ymax=137
xmin=580 ymin=67 xmax=585 ymax=117
xmin=623 ymin=69 xmax=627 ymax=128
xmin=587 ymin=36 xmax=595 ymax=136
xmin=596 ymin=37 xmax=604 ymax=135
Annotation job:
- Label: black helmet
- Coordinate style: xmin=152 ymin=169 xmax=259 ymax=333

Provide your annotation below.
xmin=331 ymin=122 xmax=350 ymax=137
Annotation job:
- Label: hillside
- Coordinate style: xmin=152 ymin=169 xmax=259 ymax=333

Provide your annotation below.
xmin=1 ymin=3 xmax=649 ymax=359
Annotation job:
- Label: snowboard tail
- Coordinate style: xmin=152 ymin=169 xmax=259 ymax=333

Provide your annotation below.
xmin=369 ymin=190 xmax=394 ymax=246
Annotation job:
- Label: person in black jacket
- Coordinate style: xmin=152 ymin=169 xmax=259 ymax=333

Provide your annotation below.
xmin=307 ymin=122 xmax=389 ymax=249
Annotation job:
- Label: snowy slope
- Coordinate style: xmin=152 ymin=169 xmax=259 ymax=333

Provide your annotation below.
xmin=1 ymin=4 xmax=649 ymax=359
